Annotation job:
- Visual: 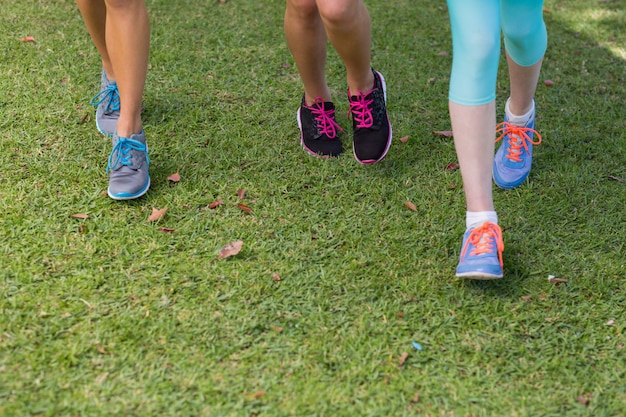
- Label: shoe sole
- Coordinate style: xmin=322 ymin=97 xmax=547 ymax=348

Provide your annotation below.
xmin=108 ymin=177 xmax=151 ymax=200
xmin=353 ymin=70 xmax=392 ymax=165
xmin=456 ymin=271 xmax=503 ymax=280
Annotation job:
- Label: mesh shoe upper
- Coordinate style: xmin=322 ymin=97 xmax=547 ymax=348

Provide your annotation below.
xmin=90 ymin=71 xmax=120 ymax=137
xmin=493 ymin=109 xmax=542 ymax=189
xmin=455 ymin=222 xmax=504 ymax=279
xmin=297 ymin=97 xmax=343 ymax=157
xmin=349 ymin=69 xmax=392 ymax=164
xmin=107 ymin=131 xmax=150 ymax=200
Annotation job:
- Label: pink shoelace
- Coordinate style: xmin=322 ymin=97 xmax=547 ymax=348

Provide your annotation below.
xmin=307 ymin=99 xmax=343 ymax=139
xmin=349 ymin=92 xmax=374 ymax=129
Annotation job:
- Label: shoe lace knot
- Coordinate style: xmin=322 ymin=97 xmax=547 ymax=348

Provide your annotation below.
xmin=495 ymin=122 xmax=542 ymax=163
xmin=309 ymin=99 xmax=343 ymax=139
xmin=107 ymin=138 xmax=149 ymax=173
xmin=349 ymin=92 xmax=375 ymax=129
xmin=90 ymin=83 xmax=121 ymax=113
xmin=462 ymin=222 xmax=504 ymax=266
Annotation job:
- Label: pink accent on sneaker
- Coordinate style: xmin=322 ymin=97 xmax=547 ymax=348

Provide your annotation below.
xmin=348 ymin=93 xmax=375 ymax=129
xmin=307 ymin=98 xmax=343 ymax=139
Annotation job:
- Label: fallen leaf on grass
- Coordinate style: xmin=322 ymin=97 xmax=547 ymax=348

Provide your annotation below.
xmin=433 ymin=130 xmax=453 ymax=137
xmin=96 ymin=344 xmax=109 ymax=355
xmin=22 ymin=36 xmax=36 ymax=42
xmin=271 ymin=326 xmax=283 ymax=333
xmin=543 ymin=79 xmax=555 ymax=86
xmin=521 ymin=295 xmax=532 ymax=301
xmin=404 ymin=201 xmax=418 ymax=212
xmin=148 ymin=207 xmax=167 ymax=222
xmin=548 ymin=275 xmax=568 ymax=284
xmin=608 ymin=175 xmax=624 ymax=183
xmin=237 ymin=189 xmax=246 ymax=200
xmin=606 ymin=319 xmax=615 ymax=326
xmin=577 ymin=393 xmax=592 ymax=406
xmin=399 ymin=135 xmax=409 ymax=143
xmin=71 ymin=213 xmax=89 ymax=219
xmin=398 ymin=352 xmax=409 ymax=366
xmin=445 ymin=163 xmax=459 ymax=171
xmin=412 ymin=392 xmax=420 ymax=403
xmin=167 ymin=172 xmax=181 ymax=183
xmin=251 ymin=391 xmax=265 ymax=399
xmin=208 ymin=201 xmax=224 ymax=209
xmin=272 ymin=272 xmax=281 ymax=282
xmin=437 ymin=51 xmax=449 ymax=57
xmin=159 ymin=227 xmax=176 ymax=233
xmin=237 ymin=203 xmax=252 ymax=213
xmin=218 ymin=240 xmax=243 ymax=259
xmin=397 ymin=312 xmax=405 ymax=318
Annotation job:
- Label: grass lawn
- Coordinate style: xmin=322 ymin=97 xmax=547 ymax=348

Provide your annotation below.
xmin=0 ymin=0 xmax=624 ymax=416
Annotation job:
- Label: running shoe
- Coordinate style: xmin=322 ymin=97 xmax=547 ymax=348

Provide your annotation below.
xmin=297 ymin=96 xmax=344 ymax=157
xmin=455 ymin=221 xmax=504 ymax=279
xmin=107 ymin=131 xmax=150 ymax=200
xmin=349 ymin=69 xmax=392 ymax=164
xmin=90 ymin=70 xmax=120 ymax=137
xmin=493 ymin=107 xmax=542 ymax=189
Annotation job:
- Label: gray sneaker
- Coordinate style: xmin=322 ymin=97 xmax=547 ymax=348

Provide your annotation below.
xmin=90 ymin=70 xmax=120 ymax=137
xmin=107 ymin=131 xmax=150 ymax=200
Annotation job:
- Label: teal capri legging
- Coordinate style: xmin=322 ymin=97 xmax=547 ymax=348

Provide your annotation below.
xmin=447 ymin=0 xmax=547 ymax=106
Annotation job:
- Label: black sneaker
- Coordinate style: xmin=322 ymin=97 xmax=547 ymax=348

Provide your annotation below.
xmin=297 ymin=96 xmax=344 ymax=158
xmin=349 ymin=69 xmax=392 ymax=164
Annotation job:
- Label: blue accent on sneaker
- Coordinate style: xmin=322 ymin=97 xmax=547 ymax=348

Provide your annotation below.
xmin=90 ymin=71 xmax=120 ymax=137
xmin=493 ymin=106 xmax=542 ymax=189
xmin=107 ymin=131 xmax=150 ymax=200
xmin=455 ymin=222 xmax=504 ymax=279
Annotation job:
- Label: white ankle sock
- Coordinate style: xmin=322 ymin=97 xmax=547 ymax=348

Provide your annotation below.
xmin=505 ymin=98 xmax=534 ymax=126
xmin=466 ymin=211 xmax=498 ymax=230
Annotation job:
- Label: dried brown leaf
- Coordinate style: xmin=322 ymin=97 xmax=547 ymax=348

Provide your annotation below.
xmin=445 ymin=163 xmax=459 ymax=171
xmin=577 ymin=393 xmax=592 ymax=406
xmin=397 ymin=312 xmax=405 ymax=318
xmin=237 ymin=189 xmax=246 ymax=200
xmin=159 ymin=227 xmax=176 ymax=233
xmin=167 ymin=172 xmax=181 ymax=183
xmin=437 ymin=51 xmax=449 ymax=57
xmin=543 ymin=79 xmax=554 ymax=86
xmin=412 ymin=392 xmax=420 ymax=403
xmin=71 ymin=213 xmax=89 ymax=219
xmin=272 ymin=272 xmax=282 ymax=282
xmin=399 ymin=351 xmax=409 ymax=366
xmin=218 ymin=240 xmax=243 ymax=259
xmin=608 ymin=175 xmax=624 ymax=183
xmin=433 ymin=130 xmax=454 ymax=137
xmin=399 ymin=135 xmax=409 ymax=143
xmin=22 ymin=36 xmax=36 ymax=42
xmin=521 ymin=295 xmax=532 ymax=301
xmin=404 ymin=201 xmax=418 ymax=212
xmin=96 ymin=344 xmax=109 ymax=355
xmin=251 ymin=391 xmax=266 ymax=399
xmin=238 ymin=203 xmax=252 ymax=214
xmin=208 ymin=201 xmax=224 ymax=209
xmin=148 ymin=207 xmax=167 ymax=222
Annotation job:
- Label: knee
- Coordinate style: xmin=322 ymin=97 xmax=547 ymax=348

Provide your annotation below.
xmin=455 ymin=29 xmax=500 ymax=69
xmin=316 ymin=0 xmax=356 ymax=28
xmin=286 ymin=0 xmax=319 ymax=19
xmin=104 ymin=0 xmax=142 ymax=10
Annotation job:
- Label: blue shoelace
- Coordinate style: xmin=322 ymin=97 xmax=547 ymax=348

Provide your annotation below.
xmin=90 ymin=83 xmax=121 ymax=113
xmin=107 ymin=138 xmax=149 ymax=173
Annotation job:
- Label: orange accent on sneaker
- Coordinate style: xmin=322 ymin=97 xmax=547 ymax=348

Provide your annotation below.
xmin=460 ymin=222 xmax=504 ymax=266
xmin=495 ymin=122 xmax=542 ymax=163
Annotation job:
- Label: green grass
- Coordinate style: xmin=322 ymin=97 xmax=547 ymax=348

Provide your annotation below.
xmin=0 ymin=0 xmax=624 ymax=416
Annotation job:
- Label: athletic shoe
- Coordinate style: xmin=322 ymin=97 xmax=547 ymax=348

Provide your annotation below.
xmin=493 ymin=107 xmax=542 ymax=189
xmin=107 ymin=131 xmax=150 ymax=200
xmin=455 ymin=221 xmax=504 ymax=279
xmin=90 ymin=70 xmax=120 ymax=137
xmin=349 ymin=69 xmax=392 ymax=164
xmin=297 ymin=96 xmax=343 ymax=157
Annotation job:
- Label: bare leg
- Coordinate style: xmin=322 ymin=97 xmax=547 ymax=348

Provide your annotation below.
xmin=75 ymin=0 xmax=114 ymax=80
xmin=507 ymin=53 xmax=543 ymax=115
xmin=449 ymin=101 xmax=496 ymax=212
xmin=317 ymin=0 xmax=374 ymax=95
xmin=103 ymin=0 xmax=149 ymax=137
xmin=285 ymin=0 xmax=331 ymax=105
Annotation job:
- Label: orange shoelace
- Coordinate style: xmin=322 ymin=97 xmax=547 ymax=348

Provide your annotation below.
xmin=495 ymin=122 xmax=542 ymax=163
xmin=460 ymin=222 xmax=504 ymax=266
